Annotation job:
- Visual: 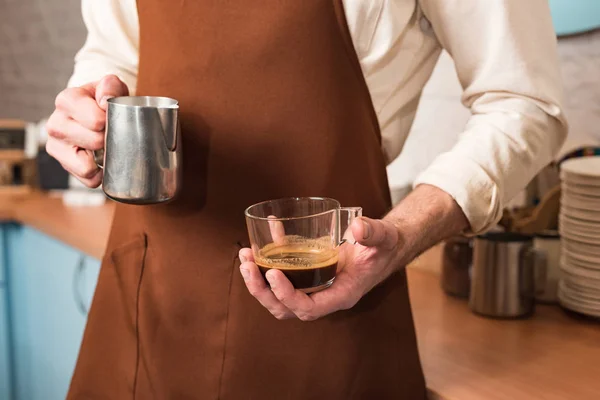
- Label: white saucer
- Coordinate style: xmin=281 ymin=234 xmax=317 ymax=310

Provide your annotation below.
xmin=561 ymin=194 xmax=600 ymax=212
xmin=559 ymin=214 xmax=600 ymax=230
xmin=558 ymin=294 xmax=600 ymax=317
xmin=561 ymin=256 xmax=600 ymax=276
xmin=559 ymin=281 xmax=600 ymax=307
xmin=561 ymin=174 xmax=600 ymax=188
xmin=562 ymin=237 xmax=600 ymax=254
xmin=559 ymin=218 xmax=600 ymax=236
xmin=562 ymin=279 xmax=600 ymax=301
xmin=562 ymin=182 xmax=600 ymax=197
xmin=561 ymin=156 xmax=600 ymax=179
xmin=560 ymin=265 xmax=600 ymax=288
xmin=563 ymin=186 xmax=600 ymax=200
xmin=561 ymin=206 xmax=600 ymax=222
xmin=561 ymin=245 xmax=600 ymax=265
xmin=560 ymin=228 xmax=600 ymax=245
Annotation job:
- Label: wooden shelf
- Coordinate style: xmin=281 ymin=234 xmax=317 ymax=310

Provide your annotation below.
xmin=0 ymin=119 xmax=26 ymax=129
xmin=0 ymin=150 xmax=26 ymax=163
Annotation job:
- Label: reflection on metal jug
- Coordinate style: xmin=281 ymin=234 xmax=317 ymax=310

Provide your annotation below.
xmin=98 ymin=96 xmax=182 ymax=204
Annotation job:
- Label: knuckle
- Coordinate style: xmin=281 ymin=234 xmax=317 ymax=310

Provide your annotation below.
xmin=298 ymin=313 xmax=316 ymax=322
xmin=45 ymin=139 xmax=57 ymax=157
xmin=341 ymin=296 xmax=359 ymax=310
xmin=89 ymin=116 xmax=105 ymax=132
xmin=71 ymin=87 xmax=88 ymax=98
xmin=373 ymin=222 xmax=386 ymax=241
xmin=46 ymin=113 xmax=56 ymax=129
xmin=47 ymin=127 xmax=63 ymax=140
xmin=103 ymin=74 xmax=120 ymax=85
xmin=86 ymin=173 xmax=103 ymax=188
xmin=46 ymin=113 xmax=63 ymax=138
xmin=76 ymin=176 xmax=96 ymax=189
xmin=90 ymin=134 xmax=105 ymax=150
xmin=102 ymin=74 xmax=128 ymax=95
xmin=247 ymin=286 xmax=262 ymax=298
xmin=79 ymin=165 xmax=99 ymax=180
xmin=45 ymin=121 xmax=58 ymax=139
xmin=272 ymin=311 xmax=288 ymax=320
xmin=55 ymin=87 xmax=82 ymax=109
xmin=54 ymin=89 xmax=69 ymax=109
xmin=275 ymin=292 xmax=290 ymax=304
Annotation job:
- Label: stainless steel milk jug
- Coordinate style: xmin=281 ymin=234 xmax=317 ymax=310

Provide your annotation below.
xmin=98 ymin=96 xmax=181 ymax=204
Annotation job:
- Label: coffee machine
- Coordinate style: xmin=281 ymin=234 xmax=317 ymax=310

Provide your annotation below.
xmin=0 ymin=119 xmax=36 ymax=194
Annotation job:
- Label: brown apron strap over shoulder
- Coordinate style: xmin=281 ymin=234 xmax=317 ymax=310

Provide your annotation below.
xmin=69 ymin=1 xmax=426 ymax=399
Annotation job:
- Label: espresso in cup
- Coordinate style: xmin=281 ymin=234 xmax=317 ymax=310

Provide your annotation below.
xmin=255 ymin=237 xmax=338 ymax=291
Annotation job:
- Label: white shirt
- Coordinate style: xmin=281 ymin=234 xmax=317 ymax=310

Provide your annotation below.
xmin=68 ymin=0 xmax=568 ymax=234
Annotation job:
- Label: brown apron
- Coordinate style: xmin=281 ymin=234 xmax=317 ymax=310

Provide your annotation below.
xmin=69 ymin=1 xmax=426 ymax=399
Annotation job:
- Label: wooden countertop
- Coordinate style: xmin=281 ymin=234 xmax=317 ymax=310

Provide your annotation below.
xmin=408 ymin=267 xmax=600 ymax=400
xmin=5 ymin=192 xmax=115 ymax=259
xmin=6 ymin=192 xmax=600 ymax=399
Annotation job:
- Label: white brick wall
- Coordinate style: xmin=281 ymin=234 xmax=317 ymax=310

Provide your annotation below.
xmin=0 ymin=0 xmax=84 ymax=121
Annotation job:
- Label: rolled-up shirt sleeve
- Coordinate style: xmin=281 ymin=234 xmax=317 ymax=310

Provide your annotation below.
xmin=67 ymin=0 xmax=139 ymax=93
xmin=414 ymin=0 xmax=568 ymax=234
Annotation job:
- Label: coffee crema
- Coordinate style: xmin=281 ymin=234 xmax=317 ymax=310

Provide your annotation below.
xmin=255 ymin=237 xmax=338 ymax=292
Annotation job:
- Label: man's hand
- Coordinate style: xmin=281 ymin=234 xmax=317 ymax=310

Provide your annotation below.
xmin=239 ymin=217 xmax=403 ymax=321
xmin=46 ymin=75 xmax=129 ymax=187
xmin=239 ymin=184 xmax=470 ymax=321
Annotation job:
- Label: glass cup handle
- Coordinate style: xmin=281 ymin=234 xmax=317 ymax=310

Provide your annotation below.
xmin=338 ymin=207 xmax=363 ymax=246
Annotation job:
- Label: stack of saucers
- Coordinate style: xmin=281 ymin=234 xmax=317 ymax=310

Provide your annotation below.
xmin=558 ymin=156 xmax=600 ymax=318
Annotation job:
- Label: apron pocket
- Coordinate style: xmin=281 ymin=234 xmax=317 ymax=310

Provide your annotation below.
xmin=97 ymin=234 xmax=148 ymax=396
xmin=108 ymin=234 xmax=149 ymax=331
xmin=70 ymin=234 xmax=148 ymax=399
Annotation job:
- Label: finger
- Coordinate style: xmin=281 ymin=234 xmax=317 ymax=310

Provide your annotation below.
xmin=266 ymin=269 xmax=320 ymax=321
xmin=238 ymin=248 xmax=255 ymax=263
xmin=268 ymin=215 xmax=286 ymax=245
xmin=46 ymin=111 xmax=104 ymax=150
xmin=240 ymin=262 xmax=294 ymax=320
xmin=46 ymin=138 xmax=102 ymax=187
xmin=352 ymin=217 xmax=398 ymax=250
xmin=94 ymin=74 xmax=129 ymax=110
xmin=308 ymin=270 xmax=362 ymax=313
xmin=55 ymin=87 xmax=106 ymax=132
xmin=70 ymin=167 xmax=103 ymax=188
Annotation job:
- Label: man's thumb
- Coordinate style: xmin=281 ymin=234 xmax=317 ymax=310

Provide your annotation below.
xmin=95 ymin=74 xmax=129 ymax=110
xmin=351 ymin=217 xmax=398 ymax=250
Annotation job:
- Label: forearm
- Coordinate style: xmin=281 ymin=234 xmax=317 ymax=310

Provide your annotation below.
xmin=384 ymin=184 xmax=469 ymax=266
xmin=415 ymin=0 xmax=566 ymax=235
xmin=68 ymin=0 xmax=139 ymax=92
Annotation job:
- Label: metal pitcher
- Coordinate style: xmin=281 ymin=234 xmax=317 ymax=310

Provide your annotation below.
xmin=469 ymin=232 xmax=547 ymax=318
xmin=97 ymin=96 xmax=182 ymax=204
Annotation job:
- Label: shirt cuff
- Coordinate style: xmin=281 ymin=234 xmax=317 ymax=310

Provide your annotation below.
xmin=413 ymin=153 xmax=503 ymax=235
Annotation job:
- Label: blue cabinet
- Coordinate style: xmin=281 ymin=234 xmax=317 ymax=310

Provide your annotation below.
xmin=0 ymin=226 xmax=12 ymax=400
xmin=0 ymin=287 xmax=11 ymax=400
xmin=5 ymin=225 xmax=100 ymax=400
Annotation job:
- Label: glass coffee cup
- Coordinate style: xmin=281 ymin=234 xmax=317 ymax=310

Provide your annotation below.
xmin=245 ymin=197 xmax=362 ymax=293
